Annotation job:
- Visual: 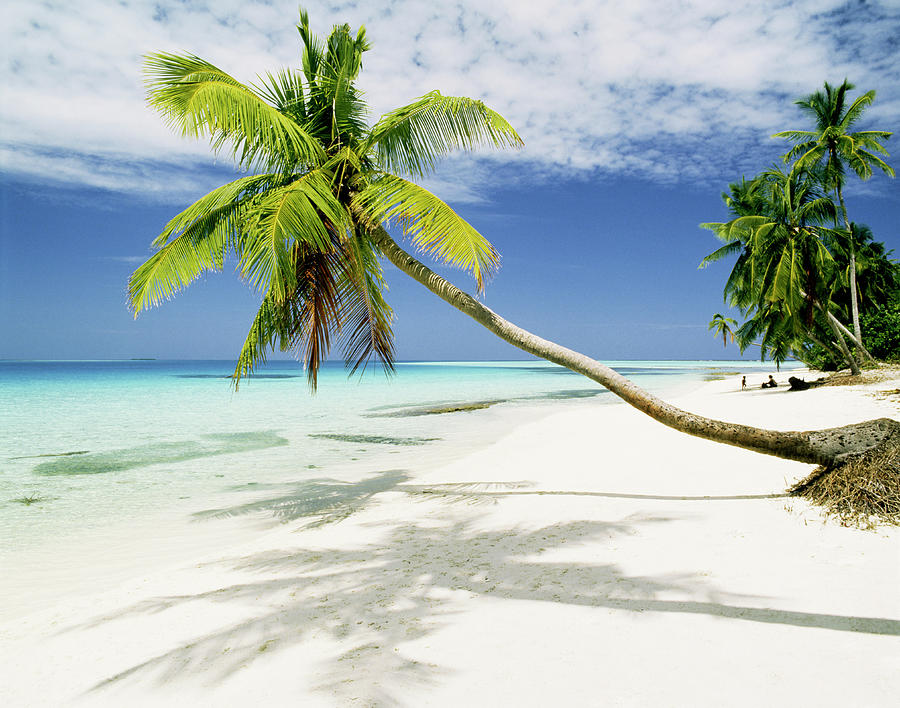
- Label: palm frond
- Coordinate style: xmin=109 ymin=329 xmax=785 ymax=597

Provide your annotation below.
xmin=289 ymin=248 xmax=344 ymax=390
xmin=232 ymin=290 xmax=284 ymax=387
xmin=849 ymin=148 xmax=895 ymax=178
xmin=297 ymin=8 xmax=324 ymax=88
xmin=254 ymin=68 xmax=307 ymax=122
xmin=144 ymin=52 xmax=323 ymax=171
xmin=129 ymin=175 xmax=276 ymax=313
xmin=354 ymin=174 xmax=499 ymax=292
xmin=772 ymin=130 xmax=817 ymax=142
xmin=701 ymin=215 xmax=771 ymax=244
xmin=235 ymin=170 xmax=349 ymax=298
xmin=699 ymin=240 xmax=743 ymax=268
xmin=336 ymin=235 xmax=395 ymax=375
xmin=367 ymin=91 xmax=523 ymax=176
xmin=840 ymin=90 xmax=875 ymax=130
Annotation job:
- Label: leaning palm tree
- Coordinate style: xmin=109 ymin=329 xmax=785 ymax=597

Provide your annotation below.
xmin=773 ymin=80 xmax=895 ymax=349
xmin=131 ymin=11 xmax=897 ymax=468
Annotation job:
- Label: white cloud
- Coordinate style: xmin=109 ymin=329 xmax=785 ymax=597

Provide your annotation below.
xmin=2 ymin=0 xmax=898 ymax=202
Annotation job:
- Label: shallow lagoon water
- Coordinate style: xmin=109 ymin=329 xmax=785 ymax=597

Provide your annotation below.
xmin=0 ymin=359 xmax=799 ymax=569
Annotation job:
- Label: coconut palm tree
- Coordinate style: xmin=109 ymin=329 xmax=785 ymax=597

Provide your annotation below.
xmin=708 ymin=314 xmax=738 ymax=348
xmin=131 ymin=11 xmax=896 ymax=467
xmin=773 ymin=80 xmax=895 ymax=348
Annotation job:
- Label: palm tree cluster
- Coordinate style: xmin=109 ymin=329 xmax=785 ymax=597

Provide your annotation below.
xmin=701 ymin=80 xmax=896 ymax=374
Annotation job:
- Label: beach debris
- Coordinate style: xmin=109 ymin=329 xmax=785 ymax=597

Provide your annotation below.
xmin=790 ymin=432 xmax=900 ymax=527
xmin=10 ymin=493 xmax=47 ymax=505
xmin=788 ymin=376 xmax=811 ymax=391
xmin=10 ymin=450 xmax=89 ymax=460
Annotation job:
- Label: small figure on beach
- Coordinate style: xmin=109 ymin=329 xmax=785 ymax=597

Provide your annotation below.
xmin=741 ymin=375 xmax=746 ymax=390
xmin=761 ymin=375 xmax=778 ymax=389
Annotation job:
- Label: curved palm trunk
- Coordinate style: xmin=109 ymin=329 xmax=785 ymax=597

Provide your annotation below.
xmin=371 ymin=226 xmax=897 ymax=466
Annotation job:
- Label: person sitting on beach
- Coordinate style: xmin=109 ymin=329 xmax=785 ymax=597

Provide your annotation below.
xmin=761 ymin=375 xmax=778 ymax=389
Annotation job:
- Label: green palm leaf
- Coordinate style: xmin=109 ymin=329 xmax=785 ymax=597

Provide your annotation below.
xmin=232 ymin=290 xmax=284 ymax=386
xmin=367 ymin=91 xmax=523 ymax=177
xmin=335 ymin=235 xmax=395 ymax=375
xmin=144 ymin=53 xmax=323 ymax=171
xmin=698 ymin=240 xmax=743 ymax=268
xmin=254 ymin=69 xmax=307 ymax=122
xmin=129 ymin=175 xmax=277 ymax=312
xmin=354 ymin=175 xmax=499 ymax=292
xmin=235 ymin=170 xmax=349 ymax=299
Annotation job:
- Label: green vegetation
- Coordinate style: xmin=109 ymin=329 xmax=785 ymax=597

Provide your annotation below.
xmin=702 ymin=80 xmax=896 ymax=372
xmin=861 ymin=299 xmax=900 ymax=362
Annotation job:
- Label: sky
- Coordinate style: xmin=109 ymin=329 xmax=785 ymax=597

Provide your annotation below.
xmin=1 ymin=0 xmax=898 ymax=363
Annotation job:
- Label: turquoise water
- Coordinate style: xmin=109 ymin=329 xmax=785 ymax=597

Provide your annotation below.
xmin=0 ymin=359 xmax=797 ymax=565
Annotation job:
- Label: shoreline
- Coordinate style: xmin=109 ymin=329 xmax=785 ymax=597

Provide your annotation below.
xmin=2 ymin=369 xmax=898 ymax=706
xmin=1 ymin=360 xmax=735 ymax=622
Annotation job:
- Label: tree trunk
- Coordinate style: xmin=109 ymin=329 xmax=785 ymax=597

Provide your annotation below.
xmin=837 ymin=187 xmax=864 ymax=352
xmin=826 ymin=309 xmax=876 ymax=364
xmin=824 ymin=310 xmax=861 ymax=375
xmin=371 ymin=226 xmax=897 ymax=466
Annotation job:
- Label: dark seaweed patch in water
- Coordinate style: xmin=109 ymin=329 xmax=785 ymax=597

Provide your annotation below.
xmin=514 ymin=366 xmax=582 ymax=376
xmin=10 ymin=450 xmax=90 ymax=460
xmin=702 ymin=370 xmax=742 ymax=381
xmin=173 ymin=374 xmax=301 ymax=379
xmin=368 ymin=388 xmax=606 ymax=417
xmin=33 ymin=432 xmax=289 ymax=476
xmin=310 ymin=433 xmax=440 ymax=445
xmin=529 ymin=389 xmax=605 ymax=400
xmin=368 ymin=400 xmax=506 ymax=418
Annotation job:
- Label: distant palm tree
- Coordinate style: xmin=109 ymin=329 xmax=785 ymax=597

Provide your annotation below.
xmin=131 ymin=11 xmax=896 ymax=466
xmin=773 ymin=80 xmax=894 ymax=348
xmin=708 ymin=314 xmax=738 ymax=348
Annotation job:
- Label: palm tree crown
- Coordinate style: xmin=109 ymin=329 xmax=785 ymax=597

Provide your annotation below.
xmin=129 ymin=10 xmax=522 ymax=388
xmin=773 ymin=79 xmax=894 ymax=191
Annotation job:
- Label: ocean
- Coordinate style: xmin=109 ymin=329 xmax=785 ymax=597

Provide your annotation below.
xmin=0 ymin=358 xmax=798 ymax=613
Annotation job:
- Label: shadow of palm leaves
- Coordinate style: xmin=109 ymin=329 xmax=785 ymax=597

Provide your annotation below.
xmin=401 ymin=481 xmax=790 ymax=504
xmin=193 ymin=469 xmax=411 ymax=527
xmin=84 ymin=503 xmax=900 ymax=703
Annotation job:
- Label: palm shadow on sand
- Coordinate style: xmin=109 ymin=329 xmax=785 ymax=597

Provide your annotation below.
xmin=76 ymin=471 xmax=899 ymax=703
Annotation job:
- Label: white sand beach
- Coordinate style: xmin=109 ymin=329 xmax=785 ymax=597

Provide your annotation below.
xmin=1 ymin=371 xmax=898 ymax=707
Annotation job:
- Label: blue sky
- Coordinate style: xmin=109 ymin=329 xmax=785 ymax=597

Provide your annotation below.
xmin=1 ymin=0 xmax=898 ymax=362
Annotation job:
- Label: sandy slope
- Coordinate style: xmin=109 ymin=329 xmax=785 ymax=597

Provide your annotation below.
xmin=1 ymin=371 xmax=898 ymax=707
